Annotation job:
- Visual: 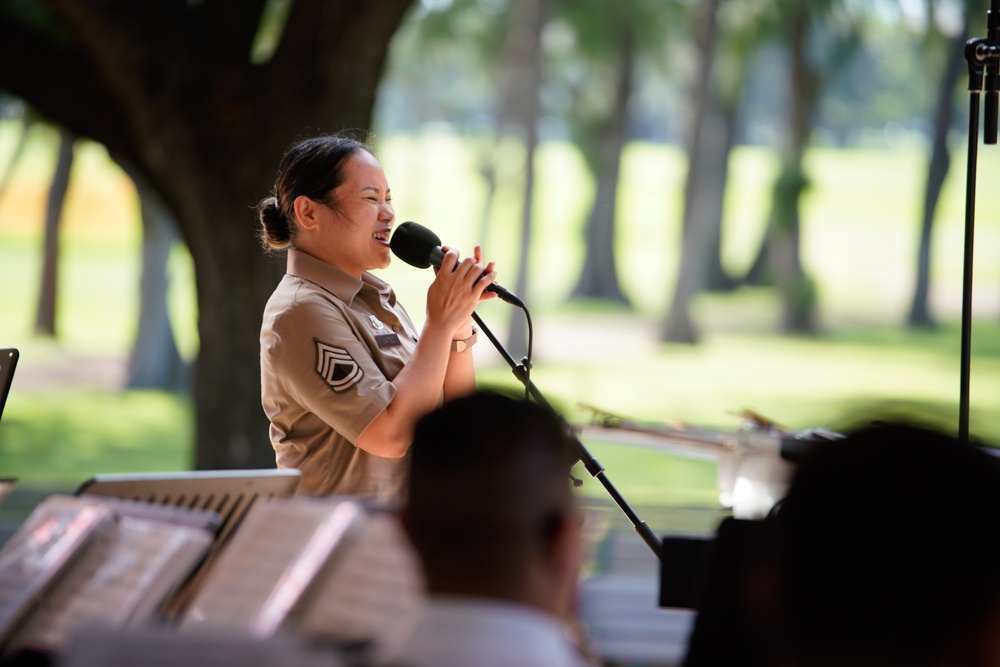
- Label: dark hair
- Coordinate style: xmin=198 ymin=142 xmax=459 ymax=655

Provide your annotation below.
xmin=408 ymin=390 xmax=577 ymax=484
xmin=404 ymin=391 xmax=578 ymax=590
xmin=256 ymin=134 xmax=373 ymax=251
xmin=772 ymin=422 xmax=1000 ymax=666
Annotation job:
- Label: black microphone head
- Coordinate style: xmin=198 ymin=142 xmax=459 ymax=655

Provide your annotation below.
xmin=391 ymin=221 xmax=442 ymax=269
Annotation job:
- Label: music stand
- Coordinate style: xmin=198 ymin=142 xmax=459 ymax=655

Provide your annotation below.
xmin=0 ymin=349 xmax=18 ymax=426
xmin=75 ymin=469 xmax=302 ymax=617
xmin=75 ymin=468 xmax=301 ymax=545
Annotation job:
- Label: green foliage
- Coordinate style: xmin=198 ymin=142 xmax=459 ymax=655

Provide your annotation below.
xmin=0 ymin=389 xmax=191 ymax=489
xmin=771 ymin=163 xmax=810 ymax=231
xmin=378 ymin=0 xmax=509 ymax=131
xmin=248 ymin=0 xmax=293 ymax=64
xmin=792 ymin=272 xmax=818 ymax=312
xmin=379 ymin=0 xmax=968 ymax=147
xmin=2 ymin=129 xmax=999 ymax=505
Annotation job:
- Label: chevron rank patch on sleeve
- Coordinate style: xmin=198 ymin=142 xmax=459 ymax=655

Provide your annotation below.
xmin=315 ymin=340 xmax=363 ymax=392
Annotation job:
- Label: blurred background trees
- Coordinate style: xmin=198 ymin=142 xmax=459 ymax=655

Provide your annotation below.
xmin=0 ymin=0 xmax=414 ymax=469
xmin=0 ymin=0 xmax=990 ymax=470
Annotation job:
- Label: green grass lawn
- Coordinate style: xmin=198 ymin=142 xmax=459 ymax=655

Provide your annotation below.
xmin=0 ymin=125 xmax=998 ymax=509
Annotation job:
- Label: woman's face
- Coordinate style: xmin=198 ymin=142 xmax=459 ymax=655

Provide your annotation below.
xmin=318 ymin=150 xmax=395 ymax=278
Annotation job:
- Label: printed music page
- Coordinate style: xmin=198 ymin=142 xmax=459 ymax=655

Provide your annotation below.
xmin=0 ymin=496 xmax=116 ymax=648
xmin=179 ymin=496 xmax=364 ymax=637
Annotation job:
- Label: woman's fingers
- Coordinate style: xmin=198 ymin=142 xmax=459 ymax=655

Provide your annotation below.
xmin=436 ymin=247 xmax=459 ymax=273
xmin=428 ymin=247 xmax=500 ymax=322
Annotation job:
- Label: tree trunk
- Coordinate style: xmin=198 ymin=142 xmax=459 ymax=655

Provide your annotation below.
xmin=121 ymin=162 xmax=188 ymax=391
xmin=3 ymin=0 xmax=414 ymax=470
xmin=35 ymin=126 xmax=75 ymax=337
xmin=0 ymin=111 xmax=32 ymax=202
xmin=474 ymin=138 xmax=499 ymax=250
xmin=502 ymin=0 xmax=547 ymax=359
xmin=661 ymin=0 xmax=721 ymax=343
xmin=768 ymin=168 xmax=814 ymax=331
xmin=908 ymin=29 xmax=966 ymax=328
xmin=704 ymin=68 xmax=744 ymax=293
xmin=569 ymin=22 xmax=634 ymax=304
xmin=740 ymin=230 xmax=772 ymax=287
xmin=770 ymin=8 xmax=819 ymax=333
xmin=189 ymin=198 xmax=283 ymax=470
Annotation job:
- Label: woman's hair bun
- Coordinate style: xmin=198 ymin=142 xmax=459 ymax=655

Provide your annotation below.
xmin=257 ymin=195 xmax=292 ymax=250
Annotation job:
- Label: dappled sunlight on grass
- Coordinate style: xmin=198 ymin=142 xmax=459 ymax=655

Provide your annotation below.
xmin=570 ymin=443 xmax=721 ymax=509
xmin=0 ymin=390 xmax=191 ymax=489
xmin=479 ymin=316 xmax=1000 ymax=442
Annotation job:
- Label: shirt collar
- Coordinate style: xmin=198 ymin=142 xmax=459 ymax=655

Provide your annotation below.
xmin=286 ymin=248 xmax=395 ymax=306
xmin=413 ymin=596 xmax=586 ymax=665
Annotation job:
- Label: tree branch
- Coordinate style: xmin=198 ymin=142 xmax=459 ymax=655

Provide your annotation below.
xmin=0 ymin=9 xmax=136 ymax=161
xmin=198 ymin=0 xmax=271 ymax=63
xmin=267 ymin=0 xmax=413 ymax=129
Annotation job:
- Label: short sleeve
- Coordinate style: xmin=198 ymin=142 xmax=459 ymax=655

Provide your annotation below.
xmin=262 ymin=288 xmax=396 ymax=444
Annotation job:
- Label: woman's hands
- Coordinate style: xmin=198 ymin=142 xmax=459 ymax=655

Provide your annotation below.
xmin=425 ymin=245 xmax=497 ymax=339
xmin=356 ymin=245 xmax=497 ymax=456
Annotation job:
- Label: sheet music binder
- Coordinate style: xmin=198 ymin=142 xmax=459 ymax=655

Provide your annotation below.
xmin=0 ymin=495 xmax=216 ymax=657
xmin=74 ymin=469 xmax=302 ymax=619
xmin=0 ymin=496 xmax=115 ymax=645
xmin=75 ymin=468 xmax=302 ymax=548
xmin=179 ymin=496 xmax=366 ymax=637
xmin=178 ymin=496 xmax=426 ymax=660
xmin=8 ymin=517 xmax=213 ymax=654
xmin=296 ymin=510 xmax=425 ymax=661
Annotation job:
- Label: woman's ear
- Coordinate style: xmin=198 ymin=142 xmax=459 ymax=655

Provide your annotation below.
xmin=293 ymin=195 xmax=321 ymax=230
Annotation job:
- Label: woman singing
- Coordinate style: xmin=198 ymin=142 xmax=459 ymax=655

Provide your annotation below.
xmin=257 ymin=134 xmax=496 ymax=503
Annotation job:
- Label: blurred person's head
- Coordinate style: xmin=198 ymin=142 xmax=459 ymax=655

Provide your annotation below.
xmin=771 ymin=421 xmax=1000 ymax=667
xmin=402 ymin=391 xmax=581 ymax=618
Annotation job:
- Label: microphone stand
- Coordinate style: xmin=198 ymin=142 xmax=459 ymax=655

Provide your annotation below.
xmin=471 ymin=311 xmax=663 ymax=561
xmin=959 ymin=0 xmax=999 ymax=444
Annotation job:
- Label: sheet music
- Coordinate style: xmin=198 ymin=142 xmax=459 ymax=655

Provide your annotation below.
xmin=8 ymin=516 xmax=212 ymax=652
xmin=298 ymin=511 xmax=426 ymax=661
xmin=0 ymin=496 xmax=116 ymax=645
xmin=179 ymin=496 xmax=364 ymax=637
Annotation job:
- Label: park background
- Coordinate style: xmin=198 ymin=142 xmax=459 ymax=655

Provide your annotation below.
xmin=1 ymin=0 xmax=1000 ymax=511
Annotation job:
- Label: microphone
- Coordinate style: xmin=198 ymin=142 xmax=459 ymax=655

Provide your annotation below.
xmin=390 ymin=221 xmax=524 ymax=307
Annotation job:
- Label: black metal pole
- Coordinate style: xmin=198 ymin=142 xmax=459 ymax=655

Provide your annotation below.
xmin=985 ymin=0 xmax=1000 ymax=144
xmin=959 ymin=13 xmax=999 ymax=443
xmin=471 ymin=311 xmax=663 ymax=560
xmin=959 ymin=88 xmax=980 ymax=445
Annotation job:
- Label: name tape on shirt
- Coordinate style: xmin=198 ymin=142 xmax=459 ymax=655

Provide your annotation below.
xmin=375 ymin=333 xmax=401 ymax=348
xmin=315 ymin=341 xmax=363 ymax=392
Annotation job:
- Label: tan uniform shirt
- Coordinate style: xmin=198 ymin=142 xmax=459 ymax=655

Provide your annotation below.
xmin=260 ymin=249 xmax=422 ymax=502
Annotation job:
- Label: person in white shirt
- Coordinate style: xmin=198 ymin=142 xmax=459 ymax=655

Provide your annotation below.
xmin=394 ymin=391 xmax=593 ymax=667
